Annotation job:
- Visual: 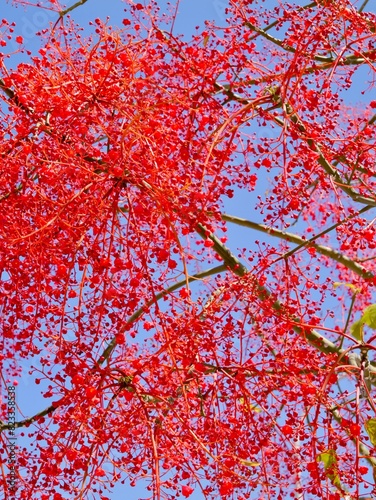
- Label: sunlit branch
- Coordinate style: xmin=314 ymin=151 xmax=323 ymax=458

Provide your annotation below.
xmin=245 ymin=22 xmax=332 ymax=62
xmin=358 ymin=0 xmax=371 ymax=12
xmin=340 ymin=292 xmax=359 ymax=350
xmin=267 ymin=95 xmax=376 ymax=208
xmin=244 ymin=2 xmax=317 ymax=40
xmin=244 ymin=23 xmax=375 ymax=65
xmin=221 ymin=213 xmax=374 ymax=279
xmin=58 ymin=0 xmax=89 ymax=18
xmin=316 ymin=150 xmax=376 ymax=207
xmin=210 ymin=95 xmax=376 ymax=213
xmin=282 ymin=206 xmax=373 ymax=256
xmin=196 ymin=223 xmax=248 ymax=277
xmin=196 ymin=226 xmax=330 ymax=349
xmin=99 ymin=264 xmax=228 ymax=363
xmin=195 ymin=224 xmax=376 ymax=376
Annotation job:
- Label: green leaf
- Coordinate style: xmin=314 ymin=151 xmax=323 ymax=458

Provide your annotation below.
xmin=350 ymin=304 xmax=376 ymax=341
xmin=333 ymin=282 xmax=361 ymax=294
xmin=350 ymin=319 xmax=363 ymax=342
xmin=239 ymin=460 xmax=260 ymax=467
xmin=317 ymin=449 xmax=336 ymax=469
xmin=317 ymin=449 xmax=342 ymax=490
xmin=362 ymin=304 xmax=376 ymax=329
xmin=365 ymin=418 xmax=376 ymax=446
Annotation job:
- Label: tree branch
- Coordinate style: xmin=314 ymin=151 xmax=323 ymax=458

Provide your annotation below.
xmin=1 ymin=265 xmax=228 ymax=431
xmin=0 ymin=404 xmax=55 ymax=432
xmin=221 ymin=213 xmax=374 ymax=279
xmin=99 ymin=263 xmax=228 ymax=364
xmin=58 ymin=0 xmax=89 ymax=18
xmin=0 ymin=78 xmax=32 ymax=113
xmin=267 ymin=93 xmax=376 ymax=208
xmin=244 ymin=22 xmax=375 ymax=65
xmin=195 ymin=224 xmax=376 ymax=371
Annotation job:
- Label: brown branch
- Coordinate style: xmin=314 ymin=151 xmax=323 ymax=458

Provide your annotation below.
xmin=99 ymin=263 xmax=228 ymax=364
xmin=59 ymin=0 xmax=89 ymax=17
xmin=265 ymin=93 xmax=376 ymax=208
xmin=0 ymin=78 xmax=32 ymax=113
xmin=0 ymin=404 xmax=55 ymax=432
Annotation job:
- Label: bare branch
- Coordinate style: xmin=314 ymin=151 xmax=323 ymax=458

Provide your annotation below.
xmin=59 ymin=0 xmax=89 ymax=18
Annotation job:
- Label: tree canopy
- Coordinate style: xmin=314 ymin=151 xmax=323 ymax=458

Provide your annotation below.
xmin=1 ymin=0 xmax=376 ymax=498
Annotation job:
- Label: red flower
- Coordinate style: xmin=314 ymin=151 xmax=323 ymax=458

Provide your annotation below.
xmin=181 ymin=485 xmax=194 ymax=498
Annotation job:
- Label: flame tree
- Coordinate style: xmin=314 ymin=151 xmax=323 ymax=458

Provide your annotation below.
xmin=1 ymin=0 xmax=376 ymax=498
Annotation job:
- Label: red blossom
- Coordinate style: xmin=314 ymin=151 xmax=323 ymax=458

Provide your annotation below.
xmin=181 ymin=485 xmax=194 ymax=498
